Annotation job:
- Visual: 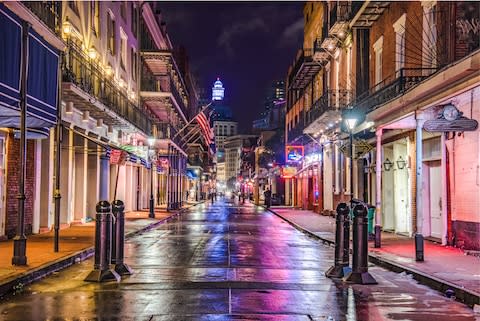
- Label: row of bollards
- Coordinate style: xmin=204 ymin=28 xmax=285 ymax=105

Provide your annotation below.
xmin=326 ymin=202 xmax=377 ymax=285
xmin=85 ymin=200 xmax=132 ymax=282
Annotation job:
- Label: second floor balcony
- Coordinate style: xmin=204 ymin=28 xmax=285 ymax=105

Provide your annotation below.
xmin=288 ymin=49 xmax=322 ymax=90
xmin=62 ymin=42 xmax=153 ymax=136
xmin=304 ymin=90 xmax=353 ymax=134
xmin=354 ymin=67 xmax=438 ymax=114
xmin=140 ymin=65 xmax=188 ymax=123
xmin=22 ymin=1 xmax=61 ymax=35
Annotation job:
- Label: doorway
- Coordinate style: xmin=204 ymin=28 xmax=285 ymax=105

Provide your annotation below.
xmin=427 ymin=161 xmax=442 ymax=239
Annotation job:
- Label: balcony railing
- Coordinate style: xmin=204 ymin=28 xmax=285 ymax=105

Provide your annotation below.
xmin=62 ymin=42 xmax=152 ymax=135
xmin=23 ymin=1 xmax=61 ymax=35
xmin=353 ymin=68 xmax=438 ymax=113
xmin=141 ymin=66 xmax=188 ymax=115
xmin=329 ymin=2 xmax=352 ymax=29
xmin=305 ymin=90 xmax=353 ymax=127
xmin=156 ymin=122 xmax=182 ymax=146
xmin=287 ymin=111 xmax=305 ymax=143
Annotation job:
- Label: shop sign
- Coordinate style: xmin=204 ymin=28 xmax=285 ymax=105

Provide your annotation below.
xmin=339 ymin=140 xmax=373 ymax=159
xmin=285 ymin=145 xmax=304 ymax=163
xmin=304 ymin=153 xmax=321 ymax=166
xmin=110 ymin=150 xmax=127 ymax=165
xmin=158 ymin=157 xmax=169 ymax=168
xmin=281 ymin=166 xmax=297 ymax=178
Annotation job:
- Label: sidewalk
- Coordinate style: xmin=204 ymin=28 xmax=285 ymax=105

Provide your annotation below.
xmin=0 ymin=201 xmax=203 ymax=296
xmin=269 ymin=206 xmax=480 ymax=307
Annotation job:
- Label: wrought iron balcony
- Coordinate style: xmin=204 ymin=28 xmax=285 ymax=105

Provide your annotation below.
xmin=305 ymin=90 xmax=353 ymax=128
xmin=23 ymin=1 xmax=61 ymax=35
xmin=354 ymin=68 xmax=438 ymax=113
xmin=62 ymin=42 xmax=153 ymax=135
xmin=288 ymin=49 xmax=322 ymax=90
xmin=156 ymin=122 xmax=182 ymax=146
xmin=287 ymin=111 xmax=305 ymax=144
xmin=329 ymin=2 xmax=353 ymax=34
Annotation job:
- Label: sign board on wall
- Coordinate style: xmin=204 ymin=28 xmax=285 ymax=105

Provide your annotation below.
xmin=110 ymin=150 xmax=127 ymax=165
xmin=281 ymin=166 xmax=297 ymax=178
xmin=285 ymin=145 xmax=304 ymax=163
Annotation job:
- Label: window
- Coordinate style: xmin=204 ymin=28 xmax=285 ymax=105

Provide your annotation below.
xmin=120 ymin=28 xmax=127 ymax=70
xmin=131 ymin=47 xmax=137 ymax=80
xmin=373 ymin=36 xmax=383 ymax=90
xmin=230 ymin=125 xmax=235 ymax=135
xmin=107 ymin=13 xmax=116 ymax=55
xmin=91 ymin=1 xmax=100 ymax=37
xmin=131 ymin=3 xmax=138 ymax=35
xmin=394 ymin=14 xmax=407 ymax=75
xmin=422 ymin=3 xmax=437 ymax=71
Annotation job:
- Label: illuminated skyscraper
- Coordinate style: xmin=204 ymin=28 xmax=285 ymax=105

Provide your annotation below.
xmin=212 ymin=78 xmax=225 ymax=101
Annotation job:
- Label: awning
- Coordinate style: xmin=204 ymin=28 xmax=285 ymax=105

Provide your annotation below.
xmin=0 ymin=4 xmax=59 ymax=130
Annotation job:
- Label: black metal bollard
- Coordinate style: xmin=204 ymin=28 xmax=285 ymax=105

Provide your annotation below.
xmin=326 ymin=203 xmax=351 ymax=278
xmin=85 ymin=201 xmax=120 ymax=282
xmin=343 ymin=204 xmax=377 ymax=284
xmin=111 ymin=200 xmax=133 ymax=276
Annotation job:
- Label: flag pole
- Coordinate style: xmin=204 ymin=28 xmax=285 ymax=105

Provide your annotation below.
xmin=172 ymin=101 xmax=213 ymax=140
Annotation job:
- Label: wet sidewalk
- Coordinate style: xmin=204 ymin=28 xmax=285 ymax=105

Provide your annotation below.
xmin=0 ymin=201 xmax=203 ymax=296
xmin=269 ymin=206 xmax=480 ymax=307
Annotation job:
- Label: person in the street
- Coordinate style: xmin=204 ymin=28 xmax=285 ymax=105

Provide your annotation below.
xmin=264 ymin=188 xmax=272 ymax=208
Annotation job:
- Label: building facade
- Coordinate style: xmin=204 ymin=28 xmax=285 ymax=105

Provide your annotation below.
xmin=0 ymin=1 xmax=209 ymax=245
xmin=284 ymin=1 xmax=479 ymax=250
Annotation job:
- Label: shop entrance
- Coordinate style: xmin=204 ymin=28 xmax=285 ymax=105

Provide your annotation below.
xmin=427 ymin=161 xmax=442 ymax=239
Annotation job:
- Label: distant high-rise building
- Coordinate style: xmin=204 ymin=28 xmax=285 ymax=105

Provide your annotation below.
xmin=253 ymin=80 xmax=286 ymax=131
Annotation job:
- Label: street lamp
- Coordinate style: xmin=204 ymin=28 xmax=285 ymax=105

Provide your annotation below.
xmin=344 ymin=113 xmax=358 ymax=209
xmin=147 ymin=137 xmax=156 ymax=218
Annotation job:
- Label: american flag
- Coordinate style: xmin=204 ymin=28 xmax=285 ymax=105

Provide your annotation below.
xmin=197 ymin=109 xmax=214 ymax=147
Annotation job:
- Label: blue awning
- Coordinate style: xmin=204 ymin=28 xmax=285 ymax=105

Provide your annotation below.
xmin=0 ymin=4 xmax=59 ymax=131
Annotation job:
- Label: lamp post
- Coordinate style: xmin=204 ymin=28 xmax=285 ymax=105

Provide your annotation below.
xmin=147 ymin=137 xmax=155 ymax=218
xmin=344 ymin=115 xmax=358 ymax=209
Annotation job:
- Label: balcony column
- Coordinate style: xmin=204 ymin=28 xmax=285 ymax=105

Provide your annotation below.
xmin=167 ymin=144 xmax=172 ymax=211
xmin=374 ymin=128 xmax=383 ymax=248
xmin=99 ymin=149 xmax=110 ymax=202
xmin=415 ymin=117 xmax=426 ymax=261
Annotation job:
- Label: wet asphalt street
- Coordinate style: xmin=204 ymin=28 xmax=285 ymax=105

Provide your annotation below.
xmin=0 ymin=199 xmax=477 ymax=321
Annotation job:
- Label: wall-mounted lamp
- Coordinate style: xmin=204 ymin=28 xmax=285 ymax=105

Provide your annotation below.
xmin=383 ymin=158 xmax=394 ymax=171
xmin=65 ymin=101 xmax=73 ymax=114
xmin=107 ymin=125 xmax=113 ymax=134
xmin=88 ymin=47 xmax=98 ymax=60
xmin=105 ymin=65 xmax=113 ymax=77
xmin=96 ymin=119 xmax=103 ymax=128
xmin=396 ymin=156 xmax=407 ymax=170
xmin=62 ymin=19 xmax=72 ymax=36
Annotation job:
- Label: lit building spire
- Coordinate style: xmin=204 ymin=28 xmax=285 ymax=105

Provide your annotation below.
xmin=212 ymin=77 xmax=225 ymax=101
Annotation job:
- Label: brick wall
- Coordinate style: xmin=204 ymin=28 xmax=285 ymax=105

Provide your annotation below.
xmin=5 ymin=133 xmax=36 ymax=238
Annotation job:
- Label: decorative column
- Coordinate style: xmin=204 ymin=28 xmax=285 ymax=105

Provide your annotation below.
xmin=374 ymin=128 xmax=383 ymax=248
xmin=167 ymin=144 xmax=172 ymax=211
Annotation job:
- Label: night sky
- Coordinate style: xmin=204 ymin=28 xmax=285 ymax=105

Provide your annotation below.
xmin=159 ymin=1 xmax=304 ymax=131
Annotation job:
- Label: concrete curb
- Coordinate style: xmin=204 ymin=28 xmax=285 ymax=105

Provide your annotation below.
xmin=0 ymin=201 xmax=204 ymax=298
xmin=264 ymin=206 xmax=480 ymax=308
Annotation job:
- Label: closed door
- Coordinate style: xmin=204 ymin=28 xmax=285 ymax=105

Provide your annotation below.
xmin=429 ymin=163 xmax=442 ymax=238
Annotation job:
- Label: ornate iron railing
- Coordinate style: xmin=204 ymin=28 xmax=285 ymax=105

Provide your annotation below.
xmin=23 ymin=1 xmax=61 ymax=35
xmin=62 ymin=42 xmax=153 ymax=135
xmin=305 ymin=90 xmax=353 ymax=126
xmin=353 ymin=68 xmax=438 ymax=113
